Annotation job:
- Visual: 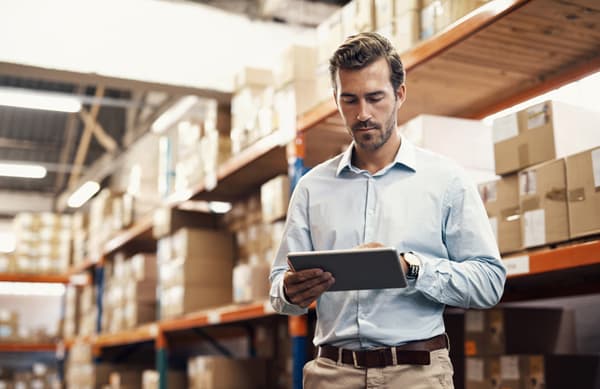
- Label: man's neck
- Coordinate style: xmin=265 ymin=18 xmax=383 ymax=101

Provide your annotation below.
xmin=353 ymin=135 xmax=401 ymax=175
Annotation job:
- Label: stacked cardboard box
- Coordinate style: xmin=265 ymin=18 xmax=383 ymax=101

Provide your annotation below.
xmin=71 ymin=212 xmax=88 ymax=267
xmin=566 ymin=147 xmax=600 ymax=238
xmin=152 ymin=207 xmax=217 ymax=240
xmin=12 ymin=212 xmax=72 ymax=274
xmin=464 ymin=307 xmax=578 ymax=389
xmin=1 ymin=363 xmax=59 ymax=389
xmin=0 ymin=252 xmax=14 ymax=273
xmin=486 ymin=100 xmax=600 ymax=253
xmin=478 ymin=176 xmax=521 ymax=254
xmin=102 ymin=253 xmax=157 ymax=333
xmin=87 ymin=189 xmax=128 ymax=261
xmin=65 ymin=341 xmax=94 ymax=388
xmin=231 ymin=67 xmax=277 ymax=155
xmin=187 ymin=356 xmax=267 ymax=389
xmin=158 ymin=228 xmax=234 ymax=319
xmin=421 ymin=0 xmax=490 ymax=40
xmin=78 ymin=284 xmax=97 ymax=337
xmin=141 ymin=369 xmax=187 ymax=389
xmin=260 ymin=175 xmax=290 ymax=224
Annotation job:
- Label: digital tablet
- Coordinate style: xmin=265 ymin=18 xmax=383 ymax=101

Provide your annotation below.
xmin=287 ymin=247 xmax=407 ymax=291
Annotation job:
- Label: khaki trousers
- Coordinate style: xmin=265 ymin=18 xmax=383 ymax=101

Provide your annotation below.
xmin=303 ymin=348 xmax=454 ymax=389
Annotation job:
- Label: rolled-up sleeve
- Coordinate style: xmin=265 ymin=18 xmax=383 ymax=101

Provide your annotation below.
xmin=269 ymin=181 xmax=313 ymax=316
xmin=414 ymin=173 xmax=507 ymax=309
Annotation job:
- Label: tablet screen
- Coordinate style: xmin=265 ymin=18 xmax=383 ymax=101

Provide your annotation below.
xmin=288 ymin=247 xmax=407 ymax=291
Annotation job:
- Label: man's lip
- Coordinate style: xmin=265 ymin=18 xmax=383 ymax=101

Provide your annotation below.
xmin=355 ymin=127 xmax=375 ymax=131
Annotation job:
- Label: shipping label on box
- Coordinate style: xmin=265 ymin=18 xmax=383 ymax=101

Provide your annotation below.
xmin=566 ymin=147 xmax=600 ymax=238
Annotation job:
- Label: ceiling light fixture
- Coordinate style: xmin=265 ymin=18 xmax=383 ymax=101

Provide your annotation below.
xmin=0 ymin=87 xmax=82 ymax=113
xmin=0 ymin=162 xmax=47 ymax=179
xmin=151 ymin=95 xmax=199 ymax=134
xmin=67 ymin=181 xmax=100 ymax=208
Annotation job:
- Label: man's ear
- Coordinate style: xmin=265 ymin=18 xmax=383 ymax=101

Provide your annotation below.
xmin=396 ymin=84 xmax=407 ymax=104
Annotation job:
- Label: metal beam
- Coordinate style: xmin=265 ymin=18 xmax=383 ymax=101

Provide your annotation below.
xmin=68 ymin=85 xmax=104 ymax=189
xmin=78 ymin=108 xmax=118 ymax=153
xmin=0 ymin=137 xmax=60 ymax=152
xmin=0 ymin=62 xmax=231 ymax=104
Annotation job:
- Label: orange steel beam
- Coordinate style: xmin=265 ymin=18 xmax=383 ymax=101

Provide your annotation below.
xmin=0 ymin=274 xmax=69 ymax=283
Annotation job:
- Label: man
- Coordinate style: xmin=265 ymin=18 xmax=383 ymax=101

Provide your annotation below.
xmin=269 ymin=32 xmax=506 ymax=388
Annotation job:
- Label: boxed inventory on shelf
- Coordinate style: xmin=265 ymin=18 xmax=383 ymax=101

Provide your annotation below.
xmin=0 ymin=309 xmax=18 ymax=342
xmin=479 ymin=174 xmax=521 ymax=254
xmin=464 ymin=307 xmax=576 ymax=357
xmin=565 ymin=147 xmax=600 ymax=238
xmin=493 ymin=100 xmax=600 ymax=175
xmin=519 ymin=158 xmax=569 ymax=248
xmin=142 ymin=369 xmax=187 ymax=389
xmin=260 ymin=175 xmax=290 ymax=224
xmin=152 ymin=206 xmax=218 ymax=239
xmin=467 ymin=354 xmax=600 ymax=389
xmin=188 ymin=356 xmax=267 ymax=389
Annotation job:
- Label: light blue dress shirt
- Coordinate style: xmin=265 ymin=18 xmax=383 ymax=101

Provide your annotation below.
xmin=269 ymin=137 xmax=506 ymax=350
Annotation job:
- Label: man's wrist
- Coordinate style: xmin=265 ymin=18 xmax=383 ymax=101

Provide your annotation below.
xmin=401 ymin=251 xmax=421 ymax=280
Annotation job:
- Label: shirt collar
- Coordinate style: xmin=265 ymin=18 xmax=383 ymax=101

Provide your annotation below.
xmin=336 ymin=134 xmax=418 ymax=176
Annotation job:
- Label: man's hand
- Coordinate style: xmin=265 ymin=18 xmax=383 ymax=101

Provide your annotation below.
xmin=284 ymin=268 xmax=335 ymax=308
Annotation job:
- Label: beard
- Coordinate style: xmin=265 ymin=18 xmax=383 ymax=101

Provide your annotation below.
xmin=350 ymin=103 xmax=397 ymax=152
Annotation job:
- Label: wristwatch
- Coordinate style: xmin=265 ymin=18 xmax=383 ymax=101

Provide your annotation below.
xmin=402 ymin=252 xmax=421 ymax=280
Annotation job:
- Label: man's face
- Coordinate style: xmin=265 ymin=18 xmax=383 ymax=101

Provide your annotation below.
xmin=334 ymin=57 xmax=405 ymax=152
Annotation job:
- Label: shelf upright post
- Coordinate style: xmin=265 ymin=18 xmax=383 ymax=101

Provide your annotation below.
xmin=94 ymin=261 xmax=105 ymax=335
xmin=156 ymin=328 xmax=168 ymax=389
xmin=288 ymin=130 xmax=310 ymax=389
xmin=289 ymin=316 xmax=308 ymax=389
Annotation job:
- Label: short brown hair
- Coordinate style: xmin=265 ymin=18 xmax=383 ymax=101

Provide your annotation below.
xmin=329 ymin=32 xmax=405 ymax=92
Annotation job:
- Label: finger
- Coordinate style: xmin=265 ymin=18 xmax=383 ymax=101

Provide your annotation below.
xmin=285 ymin=272 xmax=333 ymax=296
xmin=290 ymin=277 xmax=334 ymax=305
xmin=286 ymin=268 xmax=324 ymax=285
xmin=297 ymin=278 xmax=336 ymax=307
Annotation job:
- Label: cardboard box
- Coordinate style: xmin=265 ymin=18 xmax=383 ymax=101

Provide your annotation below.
xmin=232 ymin=263 xmax=271 ymax=303
xmin=142 ymin=370 xmax=186 ymax=389
xmin=159 ymin=257 xmax=234 ymax=289
xmin=499 ymin=354 xmax=600 ymax=389
xmin=374 ymin=0 xmax=394 ymax=29
xmin=317 ymin=10 xmax=343 ymax=65
xmin=187 ymin=357 xmax=267 ymax=389
xmin=152 ymin=207 xmax=218 ymax=239
xmin=493 ymin=100 xmax=600 ymax=175
xmin=160 ymin=284 xmax=232 ymax=319
xmin=464 ymin=308 xmax=576 ymax=357
xmin=519 ymin=159 xmax=569 ymax=248
xmin=395 ymin=9 xmax=421 ymax=53
xmin=170 ymin=228 xmax=234 ymax=262
xmin=276 ymin=45 xmax=319 ymax=87
xmin=233 ymin=67 xmax=274 ymax=91
xmin=565 ymin=147 xmax=600 ymax=238
xmin=261 ymin=175 xmax=290 ymax=223
xmin=479 ymin=174 xmax=521 ymax=254
xmin=400 ymin=114 xmax=495 ymax=171
xmin=466 ymin=356 xmax=500 ymax=389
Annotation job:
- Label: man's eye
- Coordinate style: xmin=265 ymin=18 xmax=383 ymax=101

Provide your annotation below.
xmin=367 ymin=96 xmax=383 ymax=103
xmin=342 ymin=97 xmax=357 ymax=104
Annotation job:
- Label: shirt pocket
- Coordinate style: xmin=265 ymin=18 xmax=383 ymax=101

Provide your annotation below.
xmin=308 ymin=202 xmax=362 ymax=250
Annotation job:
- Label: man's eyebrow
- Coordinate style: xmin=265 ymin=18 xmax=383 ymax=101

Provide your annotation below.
xmin=340 ymin=92 xmax=357 ymax=98
xmin=366 ymin=91 xmax=385 ymax=97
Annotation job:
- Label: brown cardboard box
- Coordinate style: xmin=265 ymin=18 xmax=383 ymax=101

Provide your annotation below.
xmin=232 ymin=262 xmax=271 ymax=303
xmin=465 ymin=308 xmax=576 ymax=357
xmin=493 ymin=100 xmax=600 ymax=175
xmin=465 ymin=356 xmax=500 ymax=389
xmin=142 ymin=369 xmax=187 ymax=389
xmin=0 ymin=310 xmax=18 ymax=342
xmin=500 ymin=354 xmax=600 ymax=389
xmin=565 ymin=147 xmax=600 ymax=238
xmin=130 ymin=254 xmax=158 ymax=282
xmin=233 ymin=67 xmax=274 ymax=91
xmin=317 ymin=10 xmax=343 ymax=65
xmin=479 ymin=174 xmax=521 ymax=254
xmin=276 ymin=45 xmax=319 ymax=87
xmin=187 ymin=357 xmax=267 ymax=389
xmin=160 ymin=284 xmax=232 ymax=319
xmin=159 ymin=257 xmax=234 ymax=289
xmin=171 ymin=228 xmax=234 ymax=261
xmin=152 ymin=207 xmax=218 ymax=239
xmin=519 ymin=159 xmax=569 ymax=248
xmin=261 ymin=175 xmax=290 ymax=223
xmin=374 ymin=0 xmax=394 ymax=29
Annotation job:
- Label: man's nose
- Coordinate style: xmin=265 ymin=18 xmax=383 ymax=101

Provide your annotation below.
xmin=356 ymin=101 xmax=372 ymax=122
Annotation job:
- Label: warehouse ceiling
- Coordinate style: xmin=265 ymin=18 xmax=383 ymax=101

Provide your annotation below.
xmin=186 ymin=0 xmax=350 ymax=27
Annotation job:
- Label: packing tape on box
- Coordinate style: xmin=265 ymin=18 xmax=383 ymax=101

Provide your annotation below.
xmin=500 ymin=207 xmax=520 ymax=221
xmin=568 ymin=188 xmax=586 ymax=201
xmin=545 ymin=187 xmax=567 ymax=202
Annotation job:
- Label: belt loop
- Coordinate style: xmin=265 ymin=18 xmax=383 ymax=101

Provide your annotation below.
xmin=317 ymin=347 xmax=322 ymax=358
xmin=352 ymin=351 xmax=359 ymax=368
xmin=337 ymin=347 xmax=343 ymax=366
xmin=444 ymin=333 xmax=451 ymax=353
xmin=390 ymin=346 xmax=398 ymax=365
